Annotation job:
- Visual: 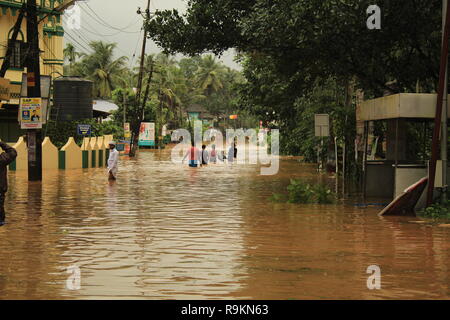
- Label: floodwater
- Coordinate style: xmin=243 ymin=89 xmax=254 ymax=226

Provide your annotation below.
xmin=0 ymin=145 xmax=449 ymax=300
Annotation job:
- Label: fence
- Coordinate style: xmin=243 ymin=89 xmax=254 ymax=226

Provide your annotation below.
xmin=3 ymin=135 xmax=114 ymax=171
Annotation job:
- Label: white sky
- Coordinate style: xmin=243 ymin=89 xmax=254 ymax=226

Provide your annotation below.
xmin=63 ymin=0 xmax=241 ymax=70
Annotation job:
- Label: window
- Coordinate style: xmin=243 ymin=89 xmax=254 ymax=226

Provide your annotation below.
xmin=8 ymin=39 xmax=26 ymax=69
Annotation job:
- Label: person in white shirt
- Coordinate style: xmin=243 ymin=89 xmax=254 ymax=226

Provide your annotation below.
xmin=107 ymin=141 xmax=119 ymax=180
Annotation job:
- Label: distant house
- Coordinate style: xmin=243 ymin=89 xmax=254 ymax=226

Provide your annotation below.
xmin=93 ymin=100 xmax=119 ymax=122
xmin=184 ymin=104 xmax=216 ymax=125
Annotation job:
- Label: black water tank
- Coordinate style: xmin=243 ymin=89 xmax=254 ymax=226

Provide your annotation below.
xmin=53 ymin=77 xmax=93 ymax=121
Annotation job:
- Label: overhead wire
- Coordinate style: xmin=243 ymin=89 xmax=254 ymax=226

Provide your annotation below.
xmin=64 ymin=30 xmax=92 ymax=53
xmin=79 ymin=3 xmax=141 ymax=34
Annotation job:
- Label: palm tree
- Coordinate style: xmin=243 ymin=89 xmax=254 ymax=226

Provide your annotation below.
xmin=63 ymin=43 xmax=81 ymax=76
xmin=73 ymin=41 xmax=128 ymax=99
xmin=195 ymin=55 xmax=227 ymax=96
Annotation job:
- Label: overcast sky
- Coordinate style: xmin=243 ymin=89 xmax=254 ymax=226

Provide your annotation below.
xmin=63 ymin=0 xmax=240 ymax=70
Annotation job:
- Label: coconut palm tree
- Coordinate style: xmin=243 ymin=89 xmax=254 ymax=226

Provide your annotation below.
xmin=63 ymin=43 xmax=82 ymax=76
xmin=72 ymin=41 xmax=128 ymax=99
xmin=195 ymin=55 xmax=227 ymax=96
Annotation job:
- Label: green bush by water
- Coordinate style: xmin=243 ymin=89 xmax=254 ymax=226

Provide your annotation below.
xmin=271 ymin=179 xmax=336 ymax=204
xmin=418 ymin=201 xmax=450 ymax=220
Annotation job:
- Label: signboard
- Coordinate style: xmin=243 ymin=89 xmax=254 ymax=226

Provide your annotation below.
xmin=117 ymin=140 xmax=130 ymax=155
xmin=314 ymin=114 xmax=330 ymax=137
xmin=77 ymin=124 xmax=92 ymax=136
xmin=230 ymin=115 xmax=238 ymax=120
xmin=21 ymin=74 xmax=51 ymax=124
xmin=0 ymin=78 xmax=11 ymax=101
xmin=138 ymin=122 xmax=155 ymax=146
xmin=20 ymin=98 xmax=42 ymax=129
xmin=116 ymin=143 xmax=125 ymax=152
xmin=124 ymin=122 xmax=131 ymax=138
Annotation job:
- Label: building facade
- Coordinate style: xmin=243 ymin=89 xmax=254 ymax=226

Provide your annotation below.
xmin=0 ymin=0 xmax=65 ymax=141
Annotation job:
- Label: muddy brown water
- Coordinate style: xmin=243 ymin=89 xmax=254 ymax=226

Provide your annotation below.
xmin=0 ymin=147 xmax=449 ymax=299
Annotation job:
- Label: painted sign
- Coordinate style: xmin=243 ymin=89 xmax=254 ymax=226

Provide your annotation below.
xmin=230 ymin=115 xmax=238 ymax=120
xmin=77 ymin=124 xmax=92 ymax=135
xmin=124 ymin=122 xmax=131 ymax=138
xmin=0 ymin=78 xmax=11 ymax=101
xmin=138 ymin=122 xmax=155 ymax=146
xmin=20 ymin=97 xmax=42 ymax=129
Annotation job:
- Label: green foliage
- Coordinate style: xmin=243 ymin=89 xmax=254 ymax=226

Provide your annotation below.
xmin=287 ymin=179 xmax=316 ymax=204
xmin=419 ymin=201 xmax=450 ymax=220
xmin=271 ymin=179 xmax=336 ymax=204
xmin=44 ymin=119 xmax=123 ymax=149
xmin=268 ymin=193 xmax=287 ymax=203
xmin=71 ymin=41 xmax=128 ymax=99
xmin=147 ymin=0 xmax=441 ymax=95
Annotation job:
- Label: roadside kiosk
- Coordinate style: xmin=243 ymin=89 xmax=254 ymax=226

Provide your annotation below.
xmin=358 ymin=93 xmax=450 ymax=210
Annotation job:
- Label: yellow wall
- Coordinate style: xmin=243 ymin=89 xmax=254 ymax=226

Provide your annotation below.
xmin=0 ymin=1 xmax=64 ymax=104
xmin=12 ymin=136 xmax=27 ymax=170
xmin=7 ymin=135 xmax=111 ymax=171
xmin=81 ymin=137 xmax=92 ymax=168
xmin=61 ymin=137 xmax=82 ymax=169
xmin=42 ymin=136 xmax=58 ymax=169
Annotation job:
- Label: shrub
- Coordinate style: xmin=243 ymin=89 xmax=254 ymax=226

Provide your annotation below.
xmin=419 ymin=201 xmax=450 ymax=220
xmin=269 ymin=193 xmax=288 ymax=203
xmin=287 ymin=179 xmax=315 ymax=203
xmin=271 ymin=179 xmax=336 ymax=204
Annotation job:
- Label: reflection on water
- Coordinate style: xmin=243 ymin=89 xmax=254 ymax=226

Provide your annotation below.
xmin=0 ymin=146 xmax=449 ymax=299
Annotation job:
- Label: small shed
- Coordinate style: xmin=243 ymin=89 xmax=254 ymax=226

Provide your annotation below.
xmin=357 ymin=93 xmax=450 ymax=205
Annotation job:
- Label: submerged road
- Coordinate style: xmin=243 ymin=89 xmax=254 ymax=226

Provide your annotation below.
xmin=0 ymin=146 xmax=449 ymax=299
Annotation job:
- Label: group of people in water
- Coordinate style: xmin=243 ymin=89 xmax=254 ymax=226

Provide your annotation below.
xmin=182 ymin=142 xmax=238 ymax=168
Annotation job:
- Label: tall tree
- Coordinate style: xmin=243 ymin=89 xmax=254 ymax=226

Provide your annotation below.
xmin=72 ymin=41 xmax=128 ymax=99
xmin=195 ymin=55 xmax=226 ymax=96
xmin=63 ymin=43 xmax=81 ymax=76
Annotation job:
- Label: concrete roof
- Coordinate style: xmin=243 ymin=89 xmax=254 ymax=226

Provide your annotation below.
xmin=357 ymin=93 xmax=450 ymax=121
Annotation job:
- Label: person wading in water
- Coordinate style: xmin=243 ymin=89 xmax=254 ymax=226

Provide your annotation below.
xmin=107 ymin=141 xmax=119 ymax=180
xmin=183 ymin=141 xmax=202 ymax=167
xmin=201 ymin=144 xmax=209 ymax=166
xmin=210 ymin=144 xmax=217 ymax=164
xmin=0 ymin=141 xmax=18 ymax=226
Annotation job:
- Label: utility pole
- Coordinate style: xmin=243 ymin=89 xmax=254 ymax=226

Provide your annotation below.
xmin=26 ymin=0 xmax=42 ymax=181
xmin=129 ymin=0 xmax=151 ymax=157
xmin=427 ymin=0 xmax=450 ymax=206
xmin=442 ymin=0 xmax=448 ymax=203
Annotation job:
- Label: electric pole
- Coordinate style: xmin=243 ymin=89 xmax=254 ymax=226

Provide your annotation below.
xmin=129 ymin=0 xmax=151 ymax=157
xmin=26 ymin=0 xmax=42 ymax=181
xmin=442 ymin=0 xmax=448 ymax=203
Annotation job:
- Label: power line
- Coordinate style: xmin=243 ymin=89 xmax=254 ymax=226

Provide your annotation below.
xmin=79 ymin=3 xmax=141 ymax=34
xmin=64 ymin=30 xmax=92 ymax=53
xmin=130 ymin=29 xmax=143 ymax=67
